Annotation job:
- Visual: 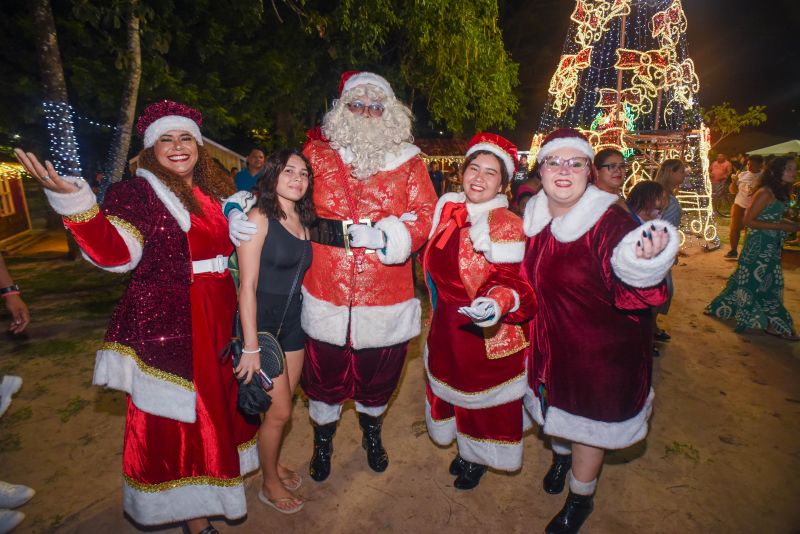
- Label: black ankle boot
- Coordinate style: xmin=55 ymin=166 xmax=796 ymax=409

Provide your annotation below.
xmin=543 ymin=452 xmax=572 ymax=494
xmin=453 ymin=460 xmax=487 ymax=490
xmin=358 ymin=413 xmax=389 ymax=472
xmin=449 ymin=454 xmax=467 ymax=476
xmin=545 ymin=491 xmax=594 ymax=534
xmin=309 ymin=422 xmax=337 ymax=481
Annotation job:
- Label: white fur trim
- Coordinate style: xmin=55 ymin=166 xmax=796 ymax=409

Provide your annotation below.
xmin=80 ymin=218 xmax=143 ymax=273
xmin=611 ymin=220 xmax=679 ymax=288
xmin=300 ymin=287 xmax=350 ymax=347
xmin=522 ymin=404 xmax=534 ymax=432
xmin=239 ymin=439 xmax=259 ymax=476
xmin=44 ymin=176 xmax=96 ymax=215
xmin=467 ymin=196 xmax=522 ymax=263
xmin=93 ymin=347 xmax=196 ymax=423
xmin=136 ymin=168 xmax=191 ymax=232
xmin=355 ymin=401 xmax=387 ymax=417
xmin=551 ymin=439 xmax=572 ymax=456
xmin=466 ymin=142 xmax=516 ymax=177
xmin=539 ymin=388 xmax=655 ymax=450
xmin=486 ymin=286 xmax=520 ymax=314
xmin=523 ymin=185 xmax=618 ymax=242
xmin=336 ymin=142 xmax=421 ymax=174
xmin=350 ymin=297 xmax=421 ymax=350
xmin=308 ymin=399 xmax=342 ymax=425
xmin=224 ymin=190 xmax=257 ymax=214
xmin=122 ymin=477 xmax=245 ymax=526
xmin=424 ymin=345 xmax=527 ymax=409
xmin=375 ymin=215 xmax=412 ymax=265
xmin=457 ymin=431 xmax=523 ymax=471
xmin=142 ymin=116 xmax=203 ymax=149
xmin=569 ymin=472 xmax=597 ymax=496
xmin=342 ymin=72 xmax=394 ymax=98
xmin=471 ymin=296 xmax=501 ymax=328
xmin=485 ymin=240 xmax=525 ymax=264
xmin=523 ymin=385 xmax=544 ymax=425
xmin=424 ymin=398 xmax=457 ymax=445
xmin=536 ymin=136 xmax=593 ymax=162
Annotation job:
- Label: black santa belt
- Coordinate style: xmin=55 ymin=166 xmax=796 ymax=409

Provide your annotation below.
xmin=309 ymin=217 xmax=376 ymax=255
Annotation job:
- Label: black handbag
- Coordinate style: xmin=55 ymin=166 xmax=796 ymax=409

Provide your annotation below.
xmin=222 ymin=243 xmax=307 ymax=415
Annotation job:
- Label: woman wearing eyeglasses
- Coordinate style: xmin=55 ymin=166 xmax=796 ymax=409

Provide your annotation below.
xmin=521 ymin=129 xmax=679 ymax=534
xmin=593 ymin=148 xmax=627 ymax=196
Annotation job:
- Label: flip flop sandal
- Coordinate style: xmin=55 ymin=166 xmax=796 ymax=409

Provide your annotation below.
xmin=280 ymin=470 xmax=302 ymax=491
xmin=258 ymin=490 xmax=304 ymax=514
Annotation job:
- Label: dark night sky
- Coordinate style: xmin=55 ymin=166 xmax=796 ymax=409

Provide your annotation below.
xmin=500 ymin=0 xmax=800 ymax=147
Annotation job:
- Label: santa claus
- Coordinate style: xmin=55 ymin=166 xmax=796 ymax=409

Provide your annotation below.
xmin=229 ymin=71 xmax=437 ymax=481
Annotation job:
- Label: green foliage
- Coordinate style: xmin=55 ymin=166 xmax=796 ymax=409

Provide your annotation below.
xmin=701 ymin=102 xmax=767 ymax=148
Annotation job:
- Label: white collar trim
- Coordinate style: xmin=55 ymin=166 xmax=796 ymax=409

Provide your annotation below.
xmin=523 ymin=184 xmax=618 ymax=242
xmin=136 ymin=168 xmax=191 ymax=232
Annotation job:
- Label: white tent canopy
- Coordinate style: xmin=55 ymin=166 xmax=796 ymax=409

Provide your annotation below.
xmin=747 ymin=139 xmax=800 ymax=156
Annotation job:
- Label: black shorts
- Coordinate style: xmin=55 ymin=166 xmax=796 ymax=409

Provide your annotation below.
xmin=256 ymin=291 xmax=305 ymax=352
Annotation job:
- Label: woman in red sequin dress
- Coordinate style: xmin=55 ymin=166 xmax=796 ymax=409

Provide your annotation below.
xmin=15 ymin=101 xmax=259 ymax=534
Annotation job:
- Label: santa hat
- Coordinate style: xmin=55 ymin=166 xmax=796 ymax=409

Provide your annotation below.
xmin=339 ymin=71 xmax=395 ymax=99
xmin=536 ymin=128 xmax=593 ymax=162
xmin=465 ymin=132 xmax=518 ymax=177
xmin=136 ymin=100 xmax=204 ymax=148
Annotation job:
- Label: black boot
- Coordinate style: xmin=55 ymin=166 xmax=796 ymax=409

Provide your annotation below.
xmin=358 ymin=413 xmax=389 ymax=472
xmin=545 ymin=491 xmax=594 ymax=534
xmin=453 ymin=460 xmax=487 ymax=490
xmin=543 ymin=452 xmax=572 ymax=494
xmin=449 ymin=454 xmax=467 ymax=476
xmin=309 ymin=422 xmax=337 ymax=482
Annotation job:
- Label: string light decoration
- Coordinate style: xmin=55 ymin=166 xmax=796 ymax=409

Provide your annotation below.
xmin=43 ymin=101 xmax=83 ymax=177
xmin=532 ymin=0 xmax=717 ymax=248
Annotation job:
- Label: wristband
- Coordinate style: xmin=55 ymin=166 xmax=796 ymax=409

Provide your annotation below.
xmin=242 ymin=347 xmax=261 ymax=354
xmin=0 ymin=284 xmax=20 ymax=296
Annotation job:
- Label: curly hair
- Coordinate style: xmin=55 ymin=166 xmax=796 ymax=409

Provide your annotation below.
xmin=256 ymin=149 xmax=316 ymax=226
xmin=758 ymin=156 xmax=794 ymax=202
xmin=137 ymin=145 xmax=235 ymax=215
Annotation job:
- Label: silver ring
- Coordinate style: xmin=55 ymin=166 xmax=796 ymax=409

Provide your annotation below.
xmin=40 ymin=173 xmax=51 ymax=181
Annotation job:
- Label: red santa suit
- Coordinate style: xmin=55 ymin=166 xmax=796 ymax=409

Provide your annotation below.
xmin=520 ymin=185 xmax=678 ymax=449
xmin=45 ymin=168 xmax=259 ymax=525
xmin=299 ymin=132 xmax=438 ymax=423
xmin=423 ymin=193 xmax=536 ymax=470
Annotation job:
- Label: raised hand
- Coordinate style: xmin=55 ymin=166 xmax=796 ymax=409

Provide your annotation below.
xmin=635 ymin=224 xmax=670 ymax=259
xmin=13 ymin=149 xmax=80 ymax=194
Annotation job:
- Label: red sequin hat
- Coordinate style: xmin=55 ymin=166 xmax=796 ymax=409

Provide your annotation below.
xmin=536 ymin=128 xmax=593 ymax=163
xmin=338 ymin=71 xmax=394 ymax=98
xmin=135 ymin=100 xmax=203 ymax=148
xmin=465 ymin=132 xmax=519 ymax=176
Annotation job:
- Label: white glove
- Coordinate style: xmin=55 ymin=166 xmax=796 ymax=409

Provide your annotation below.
xmin=348 ymin=224 xmax=385 ymax=249
xmin=228 ymin=209 xmax=257 ymax=246
xmin=399 ymin=211 xmax=418 ymax=223
xmin=458 ymin=297 xmax=497 ymax=326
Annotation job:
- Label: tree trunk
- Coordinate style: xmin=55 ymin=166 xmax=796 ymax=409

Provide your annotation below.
xmin=106 ymin=0 xmax=142 ymax=184
xmin=31 ymin=0 xmax=80 ymax=259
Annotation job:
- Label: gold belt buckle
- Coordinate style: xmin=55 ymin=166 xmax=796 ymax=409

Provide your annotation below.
xmin=342 ymin=218 xmax=375 ymax=256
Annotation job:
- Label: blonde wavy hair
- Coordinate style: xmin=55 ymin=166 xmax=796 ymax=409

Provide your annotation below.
xmin=322 ymin=84 xmax=413 ymax=179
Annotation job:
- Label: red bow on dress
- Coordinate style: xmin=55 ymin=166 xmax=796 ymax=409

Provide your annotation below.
xmin=435 ymin=202 xmax=469 ymax=249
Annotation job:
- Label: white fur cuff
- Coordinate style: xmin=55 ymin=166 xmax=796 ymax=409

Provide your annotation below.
xmin=355 ymin=401 xmax=387 ymax=417
xmin=308 ymin=399 xmax=343 ymax=425
xmin=44 ymin=176 xmax=97 ymax=216
xmin=611 ymin=220 xmax=679 ymax=288
xmin=375 ymin=215 xmax=412 ymax=265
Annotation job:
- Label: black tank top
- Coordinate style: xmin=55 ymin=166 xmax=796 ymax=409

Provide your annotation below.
xmin=256 ymin=218 xmax=312 ymax=296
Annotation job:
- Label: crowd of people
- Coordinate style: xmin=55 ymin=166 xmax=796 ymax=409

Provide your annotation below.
xmin=5 ymin=70 xmax=797 ymax=534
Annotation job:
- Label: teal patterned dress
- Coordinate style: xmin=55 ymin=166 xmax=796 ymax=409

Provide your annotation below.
xmin=706 ymin=199 xmax=795 ymax=335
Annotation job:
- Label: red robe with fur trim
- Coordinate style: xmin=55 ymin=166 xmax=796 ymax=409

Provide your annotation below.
xmin=423 ymin=193 xmax=536 ymax=471
xmin=521 ymin=185 xmax=679 ymax=450
xmin=300 ymin=137 xmax=437 ymax=350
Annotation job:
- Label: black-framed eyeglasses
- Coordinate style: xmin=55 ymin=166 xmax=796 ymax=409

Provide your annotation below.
xmin=598 ymin=163 xmax=628 ymax=172
xmin=347 ymin=101 xmax=385 ymax=117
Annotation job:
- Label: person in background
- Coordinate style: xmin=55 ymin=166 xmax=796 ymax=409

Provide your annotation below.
xmin=706 ymin=156 xmax=799 ymax=341
xmin=520 ymin=128 xmax=678 ymax=534
xmin=429 ymin=161 xmax=445 ymax=197
xmin=0 ymin=254 xmax=34 ymax=534
xmin=235 ymin=148 xmax=266 ymax=192
xmin=593 ymin=148 xmax=627 ymax=197
xmin=726 ymin=155 xmax=763 ymax=258
xmin=445 ymin=161 xmax=462 ymax=193
xmin=513 ymin=154 xmax=529 ymax=182
xmin=710 ymin=152 xmax=733 ymax=213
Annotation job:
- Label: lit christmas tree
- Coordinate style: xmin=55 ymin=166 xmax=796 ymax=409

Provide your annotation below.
xmin=532 ymin=0 xmax=717 ymax=246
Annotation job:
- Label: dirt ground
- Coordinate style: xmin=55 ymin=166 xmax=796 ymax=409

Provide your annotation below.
xmin=1 ymin=225 xmax=798 ymax=534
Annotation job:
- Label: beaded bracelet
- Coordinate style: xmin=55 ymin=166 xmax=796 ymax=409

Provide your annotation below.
xmin=242 ymin=347 xmax=261 ymax=354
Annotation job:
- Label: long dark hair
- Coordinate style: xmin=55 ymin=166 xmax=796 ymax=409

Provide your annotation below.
xmin=758 ymin=156 xmax=793 ymax=202
xmin=256 ymin=149 xmax=316 ymax=226
xmin=594 ymin=148 xmax=624 ymax=167
xmin=627 ymin=180 xmax=665 ymax=214
xmin=137 ymin=144 xmax=235 ymax=216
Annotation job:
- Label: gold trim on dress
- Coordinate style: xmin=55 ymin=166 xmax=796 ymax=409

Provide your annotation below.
xmin=237 ymin=435 xmax=258 ymax=452
xmin=101 ymin=342 xmax=195 ymax=392
xmin=457 ymin=430 xmax=520 ymax=445
xmin=428 ymin=369 xmax=526 ymax=396
xmin=124 ymin=474 xmax=243 ymax=493
xmin=108 ymin=215 xmax=144 ymax=245
xmin=64 ymin=204 xmax=99 ymax=223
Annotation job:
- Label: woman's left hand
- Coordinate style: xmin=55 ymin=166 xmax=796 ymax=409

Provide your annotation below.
xmin=14 ymin=149 xmax=80 ymax=194
xmin=635 ymin=224 xmax=670 ymax=259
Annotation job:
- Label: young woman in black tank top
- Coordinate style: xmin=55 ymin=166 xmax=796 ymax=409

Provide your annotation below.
xmin=235 ymin=149 xmax=315 ymax=514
